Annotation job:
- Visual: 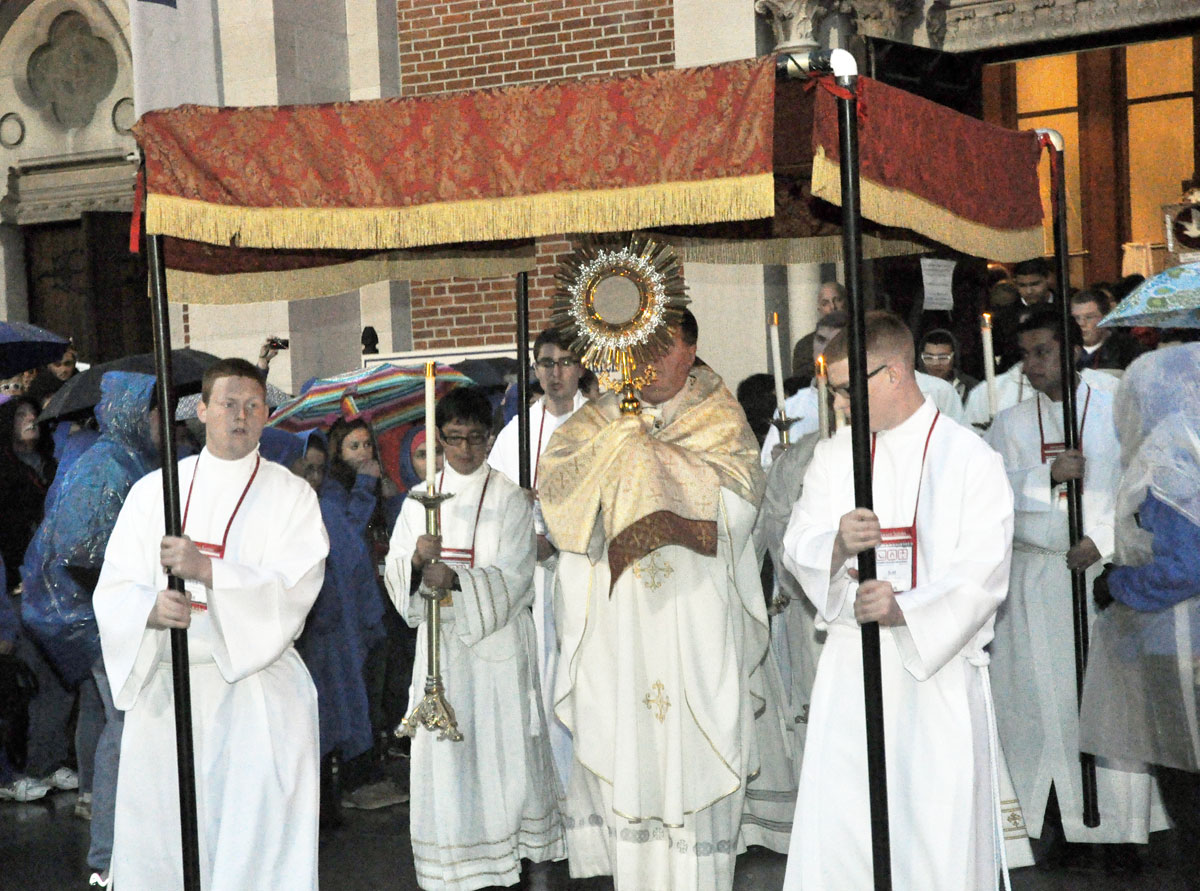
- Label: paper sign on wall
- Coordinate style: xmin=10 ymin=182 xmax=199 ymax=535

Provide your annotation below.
xmin=921 ymin=258 xmax=956 ymax=311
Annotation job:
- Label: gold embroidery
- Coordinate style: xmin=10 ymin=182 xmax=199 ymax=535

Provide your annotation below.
xmin=631 ymin=553 xmax=674 ymax=590
xmin=609 ymin=510 xmax=715 ymax=593
xmin=643 ymin=680 xmax=671 ymax=722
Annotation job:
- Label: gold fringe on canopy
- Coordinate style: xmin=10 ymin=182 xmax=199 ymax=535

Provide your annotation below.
xmin=811 ymin=147 xmax=1043 ymax=263
xmin=162 ymin=247 xmax=538 ymax=305
xmin=145 ymin=174 xmax=776 ymax=253
xmin=666 ymin=233 xmax=930 ymax=266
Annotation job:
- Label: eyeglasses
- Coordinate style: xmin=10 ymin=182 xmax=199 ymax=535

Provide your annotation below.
xmin=535 ymin=357 xmax=580 ymax=370
xmin=829 ymin=363 xmax=888 ymax=399
xmin=920 ymin=352 xmax=954 ymax=364
xmin=440 ymin=432 xmax=489 ymax=447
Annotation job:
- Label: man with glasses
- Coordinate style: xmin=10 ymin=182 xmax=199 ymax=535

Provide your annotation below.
xmin=764 ymin=314 xmax=966 ymax=468
xmin=539 ymin=310 xmax=777 ymax=890
xmin=386 ymin=386 xmax=565 ymax=889
xmin=918 ymin=329 xmax=978 ymax=404
xmin=781 ymin=311 xmax=1015 ymax=889
xmin=488 ymin=327 xmax=586 ymax=792
xmin=985 ymin=307 xmax=1159 ymax=870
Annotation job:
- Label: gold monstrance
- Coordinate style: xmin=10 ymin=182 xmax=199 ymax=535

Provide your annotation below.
xmin=550 ymin=234 xmax=689 ymax=414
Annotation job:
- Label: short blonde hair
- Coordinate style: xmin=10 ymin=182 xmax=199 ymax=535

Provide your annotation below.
xmin=823 ymin=310 xmax=914 ymax=366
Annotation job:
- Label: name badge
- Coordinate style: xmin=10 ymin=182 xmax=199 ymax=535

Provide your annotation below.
xmin=875 ymin=526 xmax=917 ymax=593
xmin=186 ymin=542 xmax=225 ymax=611
xmin=1041 ymin=441 xmax=1066 ymax=463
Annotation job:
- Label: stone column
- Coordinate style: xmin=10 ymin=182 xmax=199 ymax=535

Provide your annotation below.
xmin=0 ymin=224 xmax=28 ymax=322
xmin=754 ymin=0 xmax=828 ymax=51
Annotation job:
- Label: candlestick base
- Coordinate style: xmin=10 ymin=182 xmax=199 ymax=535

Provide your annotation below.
xmin=397 ymin=675 xmax=463 ymax=742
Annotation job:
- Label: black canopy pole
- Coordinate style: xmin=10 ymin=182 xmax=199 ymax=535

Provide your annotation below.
xmin=836 ymin=67 xmax=893 ymax=891
xmin=146 ymin=234 xmax=203 ymax=889
xmin=1039 ymin=129 xmax=1100 ymax=828
xmin=515 ymin=271 xmax=532 ymax=489
xmin=777 ymin=48 xmax=892 ymax=888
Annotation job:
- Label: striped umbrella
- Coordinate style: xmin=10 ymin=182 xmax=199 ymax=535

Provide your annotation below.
xmin=266 ymin=362 xmax=471 ymax=434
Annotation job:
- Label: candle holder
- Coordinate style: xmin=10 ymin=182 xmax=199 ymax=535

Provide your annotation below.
xmin=770 ymin=413 xmax=792 ymax=446
xmin=396 ymin=490 xmax=463 ymax=743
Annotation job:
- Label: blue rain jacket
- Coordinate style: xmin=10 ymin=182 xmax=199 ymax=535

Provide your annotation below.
xmin=20 ymin=372 xmax=159 ymax=684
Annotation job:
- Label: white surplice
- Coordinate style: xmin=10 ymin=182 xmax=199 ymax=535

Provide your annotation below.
xmin=781 ymin=398 xmax=1015 ymax=891
xmin=966 ymin=363 xmax=1120 ymax=429
xmin=385 ymin=462 xmax=564 ymax=891
xmin=487 ymin=391 xmax=586 ymax=791
xmin=95 ymin=448 xmax=328 ymax=891
xmin=761 ymin=373 xmax=964 ymax=468
xmin=985 ymin=382 xmax=1166 ymax=842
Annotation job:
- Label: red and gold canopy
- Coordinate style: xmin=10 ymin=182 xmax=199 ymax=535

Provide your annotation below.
xmin=135 ymin=57 xmax=1044 ymax=304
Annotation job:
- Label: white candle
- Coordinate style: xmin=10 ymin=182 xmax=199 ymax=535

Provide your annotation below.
xmin=769 ymin=312 xmax=787 ymax=418
xmin=424 ymin=362 xmax=437 ymax=491
xmin=816 ymin=354 xmax=830 ymax=439
xmin=981 ymin=313 xmax=997 ymax=420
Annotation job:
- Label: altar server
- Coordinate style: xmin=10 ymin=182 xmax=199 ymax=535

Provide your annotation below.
xmin=95 ymin=358 xmax=329 ymax=890
xmin=986 ymin=307 xmax=1163 ymax=854
xmin=782 ymin=311 xmax=1014 ymax=890
xmin=386 ymin=386 xmax=564 ymax=891
xmin=488 ymin=325 xmax=586 ymax=790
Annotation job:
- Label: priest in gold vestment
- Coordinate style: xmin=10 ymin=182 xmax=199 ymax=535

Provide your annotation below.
xmin=538 ymin=311 xmax=777 ymax=891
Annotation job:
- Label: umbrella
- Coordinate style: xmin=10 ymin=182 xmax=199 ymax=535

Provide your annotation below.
xmin=0 ymin=321 xmax=69 ymax=379
xmin=39 ymin=348 xmax=221 ymax=421
xmin=1101 ymin=262 xmax=1200 ymax=329
xmin=267 ymin=362 xmax=470 ymax=434
xmin=453 ymin=357 xmax=519 ymax=388
xmin=269 ymin=362 xmax=471 ymax=494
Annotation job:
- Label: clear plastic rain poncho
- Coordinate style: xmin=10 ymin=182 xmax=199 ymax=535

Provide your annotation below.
xmin=1079 ymin=343 xmax=1200 ymax=771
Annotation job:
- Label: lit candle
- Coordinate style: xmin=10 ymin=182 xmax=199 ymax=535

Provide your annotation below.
xmin=424 ymin=361 xmax=437 ymax=491
xmin=816 ymin=354 xmax=830 ymax=439
xmin=769 ymin=312 xmax=787 ymax=418
xmin=981 ymin=313 xmax=997 ymax=420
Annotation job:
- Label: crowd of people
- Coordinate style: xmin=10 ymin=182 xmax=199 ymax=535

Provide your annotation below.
xmin=0 ymin=255 xmax=1198 ymax=891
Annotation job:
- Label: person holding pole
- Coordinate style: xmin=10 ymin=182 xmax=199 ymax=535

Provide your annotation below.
xmin=93 ymin=358 xmax=329 ymax=890
xmin=781 ymin=311 xmax=1014 ymax=890
xmin=985 ymin=307 xmax=1164 ymax=868
xmin=488 ymin=326 xmax=587 ymax=794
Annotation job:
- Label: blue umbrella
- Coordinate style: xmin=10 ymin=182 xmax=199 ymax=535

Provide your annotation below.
xmin=1100 ymin=262 xmax=1200 ymax=329
xmin=0 ymin=321 xmax=69 ymax=378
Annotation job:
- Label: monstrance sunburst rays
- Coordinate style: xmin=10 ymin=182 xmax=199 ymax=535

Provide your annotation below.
xmin=550 ymin=234 xmax=688 ymax=409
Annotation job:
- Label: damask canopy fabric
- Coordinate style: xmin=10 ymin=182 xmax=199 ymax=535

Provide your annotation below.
xmin=135 ymin=56 xmax=1045 ymax=304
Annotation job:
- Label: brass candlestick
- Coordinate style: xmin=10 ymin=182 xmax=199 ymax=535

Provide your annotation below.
xmin=770 ymin=413 xmax=793 ymax=446
xmin=397 ymin=490 xmax=463 ymax=742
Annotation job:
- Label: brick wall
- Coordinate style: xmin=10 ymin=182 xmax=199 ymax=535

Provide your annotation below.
xmin=396 ymin=0 xmax=675 ymax=350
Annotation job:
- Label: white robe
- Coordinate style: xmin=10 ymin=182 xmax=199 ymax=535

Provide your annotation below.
xmin=385 ymin=462 xmax=564 ymax=891
xmin=782 ymin=398 xmax=1014 ymax=891
xmin=761 ymin=373 xmax=965 ymax=468
xmin=95 ymin=448 xmax=328 ymax=891
xmin=966 ymin=363 xmax=1119 ymax=429
xmin=487 ymin=391 xmax=585 ymax=791
xmin=753 ymin=433 xmax=823 ymax=755
xmin=553 ymin=489 xmax=770 ymax=890
xmin=985 ymin=382 xmax=1165 ymax=842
